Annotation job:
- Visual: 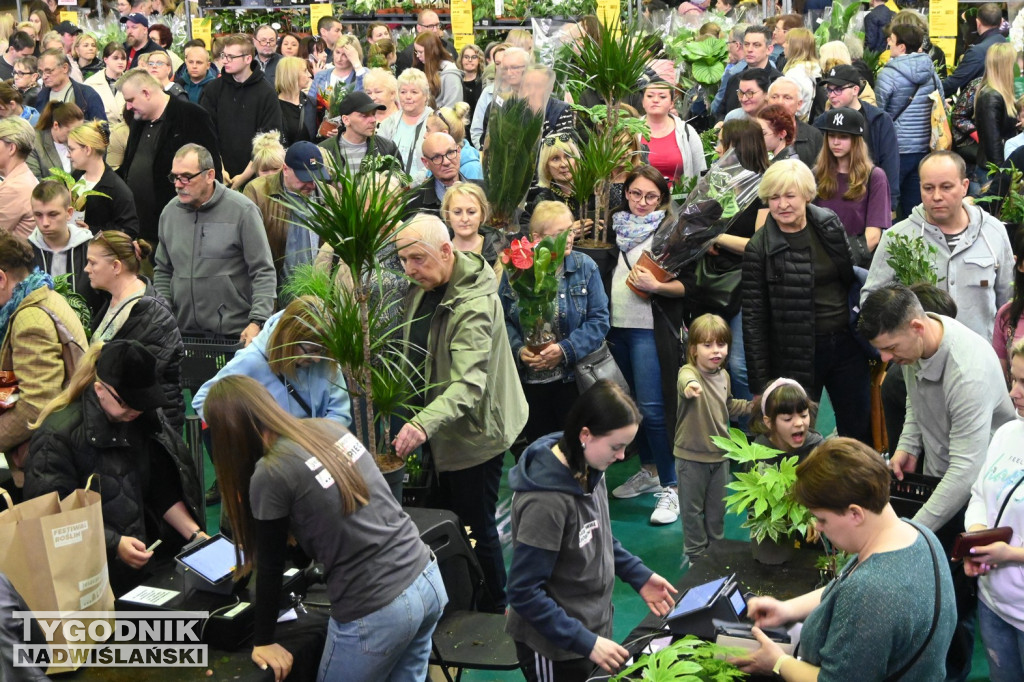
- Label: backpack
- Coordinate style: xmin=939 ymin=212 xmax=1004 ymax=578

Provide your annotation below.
xmin=950 ymin=76 xmax=982 ymax=148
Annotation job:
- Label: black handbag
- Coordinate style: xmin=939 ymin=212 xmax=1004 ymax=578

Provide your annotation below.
xmin=575 ymin=342 xmax=629 ymax=393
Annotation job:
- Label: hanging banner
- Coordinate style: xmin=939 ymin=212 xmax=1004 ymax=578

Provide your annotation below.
xmin=309 ymin=2 xmax=335 ymax=38
xmin=451 ymin=0 xmax=474 ymax=52
xmin=191 ymin=17 xmax=213 ymax=50
xmin=929 ymin=0 xmax=956 ymax=77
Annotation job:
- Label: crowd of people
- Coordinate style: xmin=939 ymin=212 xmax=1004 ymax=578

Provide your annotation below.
xmin=3 ymin=0 xmax=1024 ymax=680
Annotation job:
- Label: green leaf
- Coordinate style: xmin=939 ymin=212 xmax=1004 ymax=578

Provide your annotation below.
xmin=692 ymin=60 xmax=726 ymax=86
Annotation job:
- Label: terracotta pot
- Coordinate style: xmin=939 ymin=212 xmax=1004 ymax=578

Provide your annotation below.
xmin=626 ymin=250 xmax=671 ymax=300
xmin=317 ymin=118 xmax=340 ymax=138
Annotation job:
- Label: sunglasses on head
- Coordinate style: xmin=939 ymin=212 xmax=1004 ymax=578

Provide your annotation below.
xmin=542 ymin=133 xmax=572 ymax=147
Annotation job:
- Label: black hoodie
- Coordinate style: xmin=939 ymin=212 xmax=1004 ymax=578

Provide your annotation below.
xmin=199 ymin=62 xmax=283 ymax=176
xmin=505 ymin=433 xmax=652 ymax=661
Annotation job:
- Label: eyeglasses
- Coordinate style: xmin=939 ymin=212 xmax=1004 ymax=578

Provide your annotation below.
xmin=503 ymin=64 xmax=526 ymax=72
xmin=99 ymin=381 xmax=129 ymax=409
xmin=425 ymin=148 xmax=459 ymax=165
xmin=40 ymin=67 xmax=65 ymax=76
xmin=418 ymin=22 xmax=440 ymax=30
xmin=737 ymin=89 xmax=762 ymax=100
xmin=254 ymin=38 xmax=276 ymax=45
xmin=221 ymin=53 xmax=249 ymax=62
xmin=147 ymin=60 xmax=168 ymax=67
xmin=761 ymin=128 xmax=776 ymax=138
xmin=627 ymin=189 xmax=661 ymax=205
xmin=13 ymin=70 xmax=33 ymax=76
xmin=825 ymin=84 xmax=855 ymax=95
xmin=168 ymin=170 xmax=206 ymax=184
xmin=462 ymin=53 xmax=479 ymax=60
xmin=543 ymin=133 xmax=572 ymax=147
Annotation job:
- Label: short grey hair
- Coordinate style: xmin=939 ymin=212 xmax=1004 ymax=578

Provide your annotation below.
xmin=730 ymin=23 xmax=748 ymax=43
xmin=398 ymin=213 xmax=452 ymax=250
xmin=0 ymin=117 xmax=34 ymax=157
xmin=396 ymin=67 xmax=429 ymax=95
xmin=771 ymin=74 xmax=813 ymax=120
xmin=174 ymin=143 xmax=215 ymax=172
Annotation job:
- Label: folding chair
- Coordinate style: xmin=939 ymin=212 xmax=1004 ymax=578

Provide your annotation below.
xmin=406 ymin=507 xmax=520 ymax=682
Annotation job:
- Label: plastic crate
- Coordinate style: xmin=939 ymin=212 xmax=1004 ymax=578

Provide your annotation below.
xmin=180 ymin=336 xmax=243 ymax=392
xmin=889 ymin=471 xmax=942 ymax=520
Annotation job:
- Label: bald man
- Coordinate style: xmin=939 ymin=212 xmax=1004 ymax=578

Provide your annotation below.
xmin=395 ymin=9 xmax=455 ymax=77
xmin=405 ymin=132 xmax=484 ymax=216
xmin=393 ymin=214 xmax=527 ymax=614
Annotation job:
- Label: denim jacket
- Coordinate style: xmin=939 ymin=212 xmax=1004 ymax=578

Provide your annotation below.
xmin=499 ymin=250 xmax=610 ymax=381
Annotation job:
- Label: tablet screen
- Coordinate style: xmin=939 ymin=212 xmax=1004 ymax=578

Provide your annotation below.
xmin=178 ymin=536 xmax=240 ymax=584
xmin=668 ymin=577 xmax=727 ymax=619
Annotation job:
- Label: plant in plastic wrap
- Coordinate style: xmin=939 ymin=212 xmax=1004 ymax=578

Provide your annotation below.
xmin=501 ymin=230 xmax=569 ymax=350
xmin=649 ymin=148 xmax=763 ymax=276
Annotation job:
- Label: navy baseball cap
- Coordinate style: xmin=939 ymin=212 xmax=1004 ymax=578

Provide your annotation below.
xmin=284 ymin=141 xmax=330 ymax=182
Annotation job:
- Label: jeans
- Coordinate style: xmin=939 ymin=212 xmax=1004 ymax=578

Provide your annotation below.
xmin=811 ymin=330 xmax=872 ymax=445
xmin=434 ymin=453 xmax=507 ymax=612
xmin=979 ymin=600 xmax=1024 ymax=682
xmin=728 ymin=312 xmax=752 ymax=431
xmin=317 ymin=559 xmax=448 ymax=682
xmin=898 ymin=151 xmax=928 ymax=219
xmin=607 ymin=326 xmax=676 ymax=488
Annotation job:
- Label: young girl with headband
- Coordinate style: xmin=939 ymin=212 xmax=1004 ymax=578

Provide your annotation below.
xmin=751 ymin=377 xmax=822 ymax=463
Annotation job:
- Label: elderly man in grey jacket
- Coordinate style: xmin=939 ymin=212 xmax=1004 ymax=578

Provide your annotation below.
xmin=861 ymin=151 xmax=1012 ymax=340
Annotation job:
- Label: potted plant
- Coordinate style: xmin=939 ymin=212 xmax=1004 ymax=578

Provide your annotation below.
xmin=315 ymin=82 xmax=352 ymax=138
xmin=611 ymin=634 xmax=746 ymax=681
xmin=976 ymin=161 xmax=1024 ymax=239
xmin=884 ymin=233 xmax=943 ymax=286
xmin=501 ymin=230 xmax=569 ymax=351
xmin=45 ymin=168 xmax=111 ymax=227
xmin=667 ymin=34 xmax=729 ymax=115
xmin=813 ymin=0 xmax=865 ymax=48
xmin=483 ymin=94 xmax=545 ymax=232
xmin=278 ymin=168 xmax=420 ymax=499
xmin=815 ymin=546 xmax=852 ymax=587
xmin=712 ymin=428 xmax=813 ymax=565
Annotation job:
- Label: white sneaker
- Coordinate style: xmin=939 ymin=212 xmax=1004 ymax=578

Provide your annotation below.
xmin=650 ymin=488 xmax=679 ymax=525
xmin=612 ymin=468 xmax=661 ymax=499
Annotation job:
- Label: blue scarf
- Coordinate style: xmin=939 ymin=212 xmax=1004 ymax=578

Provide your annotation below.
xmin=614 ymin=209 xmax=665 ymax=255
xmin=0 ymin=269 xmax=54 ymax=343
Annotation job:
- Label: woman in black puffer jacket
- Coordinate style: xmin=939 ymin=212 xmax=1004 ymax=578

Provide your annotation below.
xmin=742 ymin=159 xmax=871 ymax=445
xmin=86 ymin=231 xmax=184 ymax=431
xmin=24 ymin=340 xmax=205 ymax=595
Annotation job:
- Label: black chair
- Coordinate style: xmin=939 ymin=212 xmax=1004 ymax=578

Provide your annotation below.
xmin=406 ymin=507 xmax=520 ymax=682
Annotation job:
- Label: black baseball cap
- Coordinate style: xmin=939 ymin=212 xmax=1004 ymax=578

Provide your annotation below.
xmin=337 ymin=91 xmax=385 ymax=117
xmin=817 ymin=106 xmax=866 ymax=136
xmin=820 ymin=64 xmax=862 ymax=89
xmin=54 ymin=21 xmax=83 ymax=36
xmin=96 ymin=340 xmax=169 ymax=412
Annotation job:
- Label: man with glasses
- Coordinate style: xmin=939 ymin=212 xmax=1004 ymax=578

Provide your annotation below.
xmin=119 ymin=69 xmax=221 ymax=251
xmin=0 ymin=31 xmax=35 ymax=82
xmin=767 ymin=76 xmax=822 ymax=168
xmin=707 ymin=23 xmax=748 ymax=120
xmin=154 ymin=143 xmax=275 ymax=345
xmin=406 ymin=132 xmax=483 ymax=217
xmin=32 ymin=49 xmax=106 ymax=122
xmin=814 ymin=64 xmax=900 ymax=211
xmin=253 ymin=25 xmax=281 ymax=85
xmin=716 ymin=25 xmax=781 ymax=119
xmin=200 ymin=34 xmax=281 ymax=180
xmin=122 ymin=13 xmax=160 ymax=68
xmin=318 ymin=91 xmax=401 ymax=175
xmin=13 ymin=56 xmax=40 ymax=105
xmin=395 ymin=9 xmax=453 ymax=77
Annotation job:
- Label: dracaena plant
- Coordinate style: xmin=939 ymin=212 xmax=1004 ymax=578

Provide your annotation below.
xmin=711 ymin=428 xmax=812 ymax=544
xmin=483 ymin=95 xmax=545 ymax=232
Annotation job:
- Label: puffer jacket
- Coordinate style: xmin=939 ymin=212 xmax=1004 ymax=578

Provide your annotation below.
xmin=90 ymin=278 xmax=185 ymax=431
xmin=875 ymin=52 xmax=942 ymax=154
xmin=24 ymin=389 xmax=203 ymax=559
xmin=975 ymin=87 xmax=1018 ymax=169
xmin=742 ymin=204 xmax=854 ymax=394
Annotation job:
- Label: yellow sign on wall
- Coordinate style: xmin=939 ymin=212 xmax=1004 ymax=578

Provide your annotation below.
xmin=191 ymin=17 xmax=212 ymax=50
xmin=309 ymin=2 xmax=335 ymax=37
xmin=59 ymin=11 xmax=78 ymax=26
xmin=597 ymin=0 xmax=620 ymax=27
xmin=929 ymin=0 xmax=957 ymax=77
xmin=450 ymin=0 xmax=474 ymax=53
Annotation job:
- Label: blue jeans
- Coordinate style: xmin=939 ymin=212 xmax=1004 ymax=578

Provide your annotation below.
xmin=728 ymin=312 xmax=752 ymax=431
xmin=898 ymin=151 xmax=927 ymax=219
xmin=317 ymin=559 xmax=448 ymax=682
xmin=979 ymin=600 xmax=1024 ymax=682
xmin=607 ymin=326 xmax=676 ymax=487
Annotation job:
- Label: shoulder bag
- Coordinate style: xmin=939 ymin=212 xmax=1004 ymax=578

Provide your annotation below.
xmin=575 ymin=342 xmax=629 ymax=393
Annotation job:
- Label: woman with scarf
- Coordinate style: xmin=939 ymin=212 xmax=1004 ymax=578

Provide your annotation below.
xmin=0 ymin=231 xmax=88 ymax=486
xmin=606 ymin=165 xmax=686 ymax=527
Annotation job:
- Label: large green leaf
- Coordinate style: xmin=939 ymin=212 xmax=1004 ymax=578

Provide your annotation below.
xmin=692 ymin=60 xmax=726 ymax=87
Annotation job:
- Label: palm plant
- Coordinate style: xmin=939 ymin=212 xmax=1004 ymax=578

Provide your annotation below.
xmin=277 ymin=168 xmax=419 ymax=468
xmin=483 ymin=95 xmax=545 ymax=232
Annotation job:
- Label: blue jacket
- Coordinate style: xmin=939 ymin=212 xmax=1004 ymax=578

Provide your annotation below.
xmin=459 ymin=139 xmax=482 ymax=180
xmin=942 ymin=27 xmax=1007 ymax=96
xmin=312 ymin=67 xmax=365 ymax=100
xmin=498 ymin=250 xmax=610 ymax=382
xmin=33 ymin=80 xmax=106 ymax=122
xmin=175 ymin=64 xmax=218 ymax=104
xmin=864 ymin=5 xmax=895 ymax=53
xmin=875 ymin=51 xmax=943 ymax=154
xmin=815 ymin=100 xmax=900 ymax=207
xmin=191 ymin=310 xmax=352 ymax=425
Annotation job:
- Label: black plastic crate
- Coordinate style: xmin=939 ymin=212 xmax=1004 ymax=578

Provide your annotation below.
xmin=889 ymin=471 xmax=942 ymax=520
xmin=180 ymin=336 xmax=243 ymax=392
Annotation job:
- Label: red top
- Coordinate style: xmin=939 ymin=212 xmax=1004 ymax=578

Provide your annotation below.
xmin=643 ymin=132 xmax=683 ymax=182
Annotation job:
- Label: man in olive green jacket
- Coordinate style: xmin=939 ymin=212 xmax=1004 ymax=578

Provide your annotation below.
xmin=393 ymin=214 xmax=527 ymax=613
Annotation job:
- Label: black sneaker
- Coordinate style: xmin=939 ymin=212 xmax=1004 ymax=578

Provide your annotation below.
xmin=205 ymin=481 xmax=221 ymax=506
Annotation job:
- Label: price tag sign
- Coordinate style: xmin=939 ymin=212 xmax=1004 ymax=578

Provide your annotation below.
xmin=309 ymin=2 xmax=335 ymax=37
xmin=191 ymin=17 xmax=213 ymax=49
xmin=59 ymin=10 xmax=78 ymax=24
xmin=929 ymin=0 xmax=956 ymax=75
xmin=450 ymin=0 xmax=474 ymax=52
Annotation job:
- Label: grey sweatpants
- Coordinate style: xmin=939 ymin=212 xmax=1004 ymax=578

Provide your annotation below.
xmin=676 ymin=459 xmax=730 ymax=561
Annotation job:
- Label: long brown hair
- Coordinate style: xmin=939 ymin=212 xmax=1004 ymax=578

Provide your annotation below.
xmin=814 ymin=131 xmax=873 ymax=201
xmin=413 ymin=31 xmax=451 ymax=98
xmin=266 ymin=296 xmax=330 ymax=379
xmin=204 ymin=375 xmax=369 ymax=576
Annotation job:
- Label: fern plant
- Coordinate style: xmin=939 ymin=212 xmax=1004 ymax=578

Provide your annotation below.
xmin=483 ymin=94 xmax=545 ymax=232
xmin=884 ymin=233 xmax=943 ymax=286
xmin=611 ymin=635 xmax=746 ymax=682
xmin=712 ymin=428 xmax=812 ymax=544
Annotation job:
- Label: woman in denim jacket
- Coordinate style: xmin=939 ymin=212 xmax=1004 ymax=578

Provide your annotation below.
xmin=500 ymin=200 xmax=610 ymax=444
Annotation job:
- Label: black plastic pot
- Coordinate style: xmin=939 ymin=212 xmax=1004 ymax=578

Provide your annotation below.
xmin=575 ymin=242 xmax=618 ymax=299
xmin=751 ymin=535 xmax=796 ymax=565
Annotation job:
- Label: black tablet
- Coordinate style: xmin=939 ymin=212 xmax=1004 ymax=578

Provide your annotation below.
xmin=667 ymin=576 xmax=729 ymax=620
xmin=175 ymin=534 xmax=242 ymax=585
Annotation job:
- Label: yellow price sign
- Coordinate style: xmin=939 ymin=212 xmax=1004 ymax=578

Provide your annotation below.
xmin=597 ymin=0 xmax=620 ymax=28
xmin=928 ymin=0 xmax=957 ymax=40
xmin=191 ymin=17 xmax=212 ymax=50
xmin=309 ymin=2 xmax=335 ymax=38
xmin=59 ymin=11 xmax=78 ymax=26
xmin=450 ymin=0 xmax=474 ymax=53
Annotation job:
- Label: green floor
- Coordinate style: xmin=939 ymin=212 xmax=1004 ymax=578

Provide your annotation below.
xmin=198 ymin=392 xmax=990 ymax=681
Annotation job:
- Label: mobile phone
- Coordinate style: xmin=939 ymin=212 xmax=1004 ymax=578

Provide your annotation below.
xmin=950 ymin=526 xmax=1013 ymax=561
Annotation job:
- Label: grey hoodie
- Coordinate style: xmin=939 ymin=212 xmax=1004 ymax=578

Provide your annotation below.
xmin=28 ymin=224 xmax=102 ymax=313
xmin=861 ymin=201 xmax=1013 ymax=339
xmin=153 ymin=181 xmax=276 ymax=337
